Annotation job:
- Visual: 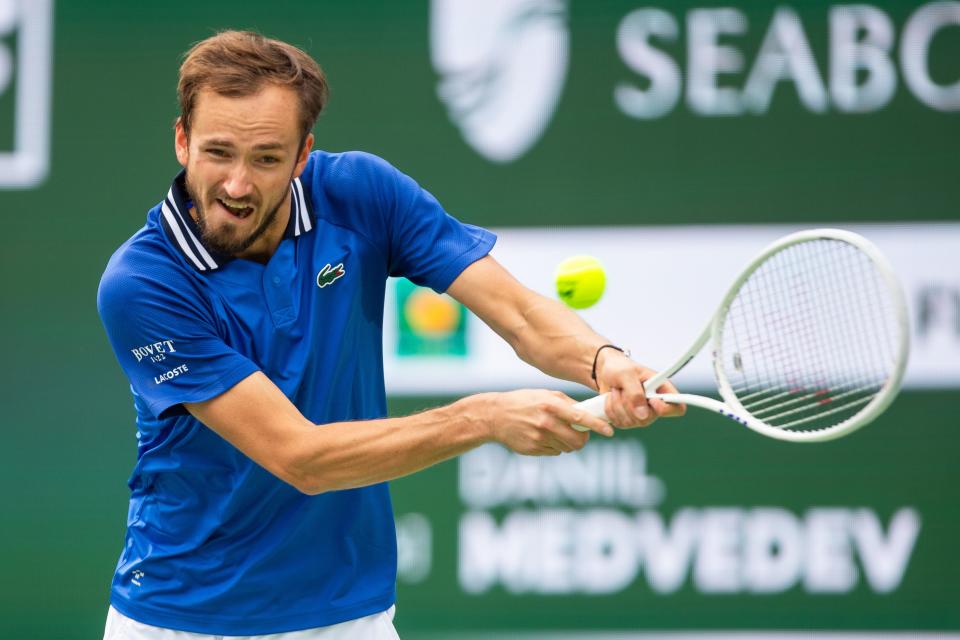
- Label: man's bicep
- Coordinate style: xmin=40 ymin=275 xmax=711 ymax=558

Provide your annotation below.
xmin=184 ymin=372 xmax=317 ymax=492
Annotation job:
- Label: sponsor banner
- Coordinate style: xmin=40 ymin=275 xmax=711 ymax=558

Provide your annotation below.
xmin=387 ymin=389 xmax=959 ymax=632
xmin=0 ymin=0 xmax=53 ymax=189
xmin=457 ymin=443 xmax=919 ymax=597
xmin=395 ymin=440 xmax=922 ymax=600
xmin=430 ymin=0 xmax=960 ymax=164
xmin=431 ymin=0 xmax=569 ymax=163
xmin=384 ymin=223 xmax=960 ymax=394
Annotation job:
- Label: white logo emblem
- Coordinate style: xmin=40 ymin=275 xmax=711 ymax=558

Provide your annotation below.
xmin=131 ymin=339 xmax=177 ymax=364
xmin=0 ymin=0 xmax=53 ymax=189
xmin=131 ymin=569 xmax=145 ymax=586
xmin=430 ymin=0 xmax=570 ymax=163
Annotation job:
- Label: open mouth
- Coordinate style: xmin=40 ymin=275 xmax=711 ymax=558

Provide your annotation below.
xmin=217 ymin=198 xmax=255 ymax=220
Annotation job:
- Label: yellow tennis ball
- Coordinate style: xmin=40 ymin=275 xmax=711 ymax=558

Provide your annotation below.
xmin=555 ymin=255 xmax=606 ymax=309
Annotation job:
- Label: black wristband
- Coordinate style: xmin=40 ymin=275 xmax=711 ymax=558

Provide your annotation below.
xmin=591 ymin=344 xmax=629 ymax=385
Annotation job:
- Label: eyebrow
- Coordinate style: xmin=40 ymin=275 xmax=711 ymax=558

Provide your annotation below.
xmin=203 ymin=139 xmax=286 ymax=152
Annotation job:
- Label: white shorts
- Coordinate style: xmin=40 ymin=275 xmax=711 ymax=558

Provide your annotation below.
xmin=102 ymin=605 xmax=399 ymax=640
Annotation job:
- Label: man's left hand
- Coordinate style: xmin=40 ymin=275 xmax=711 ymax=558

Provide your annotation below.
xmin=594 ymin=348 xmax=686 ymax=429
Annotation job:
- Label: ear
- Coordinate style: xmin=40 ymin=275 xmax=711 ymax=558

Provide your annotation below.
xmin=293 ymin=133 xmax=314 ymax=178
xmin=174 ymin=117 xmax=189 ymax=168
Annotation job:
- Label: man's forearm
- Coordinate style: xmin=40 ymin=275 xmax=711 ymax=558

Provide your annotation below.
xmin=501 ymin=293 xmax=609 ymax=390
xmin=189 ymin=372 xmax=608 ymax=497
xmin=188 ymin=373 xmax=494 ymax=495
xmin=290 ymin=396 xmax=491 ymax=494
xmin=447 ymin=256 xmax=612 ymax=390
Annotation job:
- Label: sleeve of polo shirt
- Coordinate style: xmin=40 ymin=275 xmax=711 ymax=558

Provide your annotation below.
xmin=97 ymin=260 xmax=260 ymax=419
xmin=366 ymin=154 xmax=497 ymax=293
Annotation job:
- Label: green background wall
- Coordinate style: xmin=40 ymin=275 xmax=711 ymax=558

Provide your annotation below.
xmin=1 ymin=1 xmax=957 ymax=637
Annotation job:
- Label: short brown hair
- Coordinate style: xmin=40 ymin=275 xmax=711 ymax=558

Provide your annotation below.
xmin=177 ymin=30 xmax=328 ymax=146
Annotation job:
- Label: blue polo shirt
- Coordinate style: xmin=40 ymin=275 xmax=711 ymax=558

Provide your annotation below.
xmin=97 ymin=150 xmax=495 ymax=635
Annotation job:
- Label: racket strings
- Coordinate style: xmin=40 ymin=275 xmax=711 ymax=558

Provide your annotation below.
xmin=785 ymin=243 xmax=890 ymax=395
xmin=743 ymin=250 xmax=888 ymax=428
xmin=739 ymin=244 xmax=881 ymax=395
xmin=739 ymin=246 xmax=885 ymax=393
xmin=733 ymin=244 xmax=893 ymax=429
xmin=720 ymin=239 xmax=899 ymax=433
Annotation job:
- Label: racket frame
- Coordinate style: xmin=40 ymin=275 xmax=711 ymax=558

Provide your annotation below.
xmin=574 ymin=228 xmax=910 ymax=443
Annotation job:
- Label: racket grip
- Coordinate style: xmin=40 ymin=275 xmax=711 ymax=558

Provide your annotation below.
xmin=571 ymin=394 xmax=609 ymax=432
xmin=572 ymin=391 xmax=685 ymax=432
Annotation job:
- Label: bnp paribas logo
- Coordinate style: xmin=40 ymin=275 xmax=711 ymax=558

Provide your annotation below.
xmin=395 ymin=279 xmax=467 ymax=357
xmin=430 ymin=0 xmax=570 ymax=164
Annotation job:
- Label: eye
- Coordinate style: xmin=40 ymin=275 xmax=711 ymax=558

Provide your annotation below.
xmin=206 ymin=148 xmax=229 ymax=158
xmin=260 ymin=156 xmax=280 ymax=165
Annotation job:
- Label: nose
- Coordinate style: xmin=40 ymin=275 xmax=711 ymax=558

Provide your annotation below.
xmin=222 ymin=165 xmax=253 ymax=200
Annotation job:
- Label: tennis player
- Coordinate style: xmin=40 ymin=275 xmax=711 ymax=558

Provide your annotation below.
xmin=97 ymin=30 xmax=682 ymax=639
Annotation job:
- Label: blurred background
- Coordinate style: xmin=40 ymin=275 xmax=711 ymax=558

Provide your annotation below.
xmin=1 ymin=0 xmax=958 ymax=637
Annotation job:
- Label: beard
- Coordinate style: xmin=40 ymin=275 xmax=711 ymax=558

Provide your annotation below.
xmin=185 ymin=175 xmax=289 ymax=257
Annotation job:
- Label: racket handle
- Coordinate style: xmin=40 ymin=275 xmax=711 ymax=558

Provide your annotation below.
xmin=571 ymin=391 xmax=684 ymax=432
xmin=572 ymin=394 xmax=609 ymax=430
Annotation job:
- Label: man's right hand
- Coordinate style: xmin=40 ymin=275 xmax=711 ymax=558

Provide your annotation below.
xmin=471 ymin=389 xmax=614 ymax=456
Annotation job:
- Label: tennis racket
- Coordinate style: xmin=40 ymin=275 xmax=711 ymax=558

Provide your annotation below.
xmin=573 ymin=228 xmax=909 ymax=443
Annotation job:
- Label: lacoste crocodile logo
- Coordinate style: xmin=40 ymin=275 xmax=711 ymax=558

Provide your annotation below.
xmin=316 ymin=263 xmax=346 ymax=288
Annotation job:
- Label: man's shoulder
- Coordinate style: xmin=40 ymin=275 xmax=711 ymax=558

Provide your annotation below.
xmin=102 ymin=207 xmax=185 ymax=280
xmin=98 ymin=208 xmax=198 ymax=313
xmin=306 ymin=149 xmax=396 ymax=182
xmin=305 ymin=149 xmax=408 ymax=204
xmin=300 ymin=150 xmax=409 ymax=250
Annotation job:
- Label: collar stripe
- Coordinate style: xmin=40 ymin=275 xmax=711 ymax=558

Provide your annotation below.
xmin=159 ymin=170 xmax=315 ymax=272
xmin=164 ymin=195 xmax=205 ymax=266
xmin=292 ymin=183 xmax=302 ymax=237
xmin=161 ymin=201 xmax=208 ymax=271
xmin=166 ymin=190 xmax=218 ymax=270
xmin=293 ymin=178 xmax=312 ymax=235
